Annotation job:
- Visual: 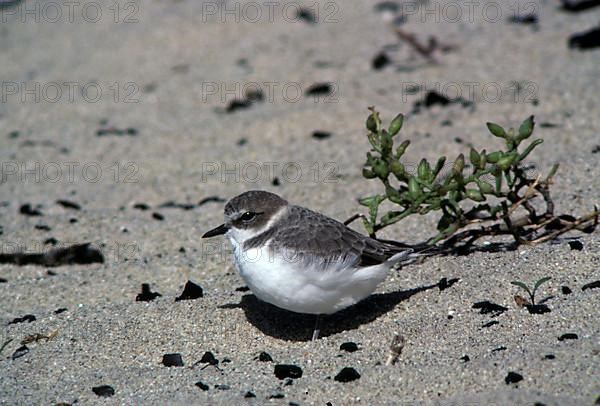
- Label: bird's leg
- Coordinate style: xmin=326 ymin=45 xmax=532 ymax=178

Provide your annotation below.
xmin=311 ymin=315 xmax=322 ymax=341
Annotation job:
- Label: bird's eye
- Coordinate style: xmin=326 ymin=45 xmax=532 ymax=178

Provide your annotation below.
xmin=240 ymin=212 xmax=256 ymax=222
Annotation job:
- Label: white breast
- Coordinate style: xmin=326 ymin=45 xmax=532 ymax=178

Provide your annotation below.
xmin=227 ymin=236 xmax=392 ymax=315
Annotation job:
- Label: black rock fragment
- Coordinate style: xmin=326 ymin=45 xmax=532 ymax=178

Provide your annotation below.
xmin=339 ymin=342 xmax=359 ymax=352
xmin=195 ymin=381 xmax=209 ymax=391
xmin=334 ymin=367 xmax=361 ymax=382
xmin=54 ymin=308 xmax=68 ymax=314
xmin=8 ymin=314 xmax=36 ymax=324
xmin=0 ymin=277 xmax=7 ymax=283
xmin=582 ymin=280 xmax=600 ymax=291
xmin=215 ymin=384 xmax=230 ymax=390
xmin=44 ymin=237 xmax=58 ymax=245
xmin=295 ymin=7 xmax=316 ymax=24
xmin=0 ymin=243 xmax=104 ymax=267
xmin=199 ymin=351 xmax=219 ymax=366
xmin=34 ymin=224 xmax=51 ymax=231
xmin=508 ymin=13 xmax=538 ymax=25
xmin=544 ymin=354 xmax=555 ymax=359
xmin=235 ymin=286 xmax=250 ymax=292
xmin=152 ymin=212 xmax=164 ymax=221
xmin=136 ymin=283 xmax=162 ymax=302
xmin=372 ymin=52 xmax=392 ymax=70
xmin=569 ymin=27 xmax=600 ymax=50
xmin=269 ymin=392 xmax=285 ymax=399
xmin=56 ymin=200 xmax=81 ymax=210
xmin=271 ymin=177 xmax=281 ymax=186
xmin=223 ymin=89 xmax=263 ymax=114
xmin=505 ymin=371 xmax=523 ymax=384
xmin=438 ymin=277 xmax=459 ymax=291
xmin=158 ymin=201 xmax=196 ymax=210
xmin=175 ymin=280 xmax=204 ymax=301
xmin=305 ymin=83 xmax=332 ymax=97
xmin=312 ymin=131 xmax=331 ymax=140
xmin=96 ymin=126 xmax=138 ymax=137
xmin=568 ymin=240 xmax=584 ymax=250
xmin=20 ymin=204 xmax=42 ymax=216
xmin=592 ymin=145 xmax=600 ymax=154
xmin=12 ymin=345 xmax=29 ymax=360
xmin=162 ymin=353 xmax=184 ymax=367
xmin=481 ymin=320 xmax=499 ymax=328
xmin=69 ymin=218 xmax=78 ymax=224
xmin=256 ymin=351 xmax=273 ymax=362
xmin=472 ymin=301 xmax=508 ymax=315
xmin=92 ymin=385 xmax=115 ymax=397
xmin=133 ymin=203 xmax=150 ymax=211
xmin=412 ymin=90 xmax=473 ymax=114
xmin=274 ymin=364 xmax=303 ymax=379
xmin=561 ymin=286 xmax=572 ymax=295
xmin=558 ymin=333 xmax=578 ymax=341
xmin=492 ymin=346 xmax=507 ymax=353
xmin=560 ymin=0 xmax=600 ymax=12
xmin=244 ymin=391 xmax=256 ymax=398
xmin=460 ymin=355 xmax=470 ymax=362
xmin=198 ymin=196 xmax=226 ymax=206
xmin=526 ymin=304 xmax=551 ymax=314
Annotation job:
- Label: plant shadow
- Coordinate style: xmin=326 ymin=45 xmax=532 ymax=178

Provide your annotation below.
xmin=220 ymin=281 xmax=445 ymax=341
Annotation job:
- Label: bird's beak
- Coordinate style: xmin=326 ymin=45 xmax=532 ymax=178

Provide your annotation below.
xmin=202 ymin=224 xmax=229 ymax=238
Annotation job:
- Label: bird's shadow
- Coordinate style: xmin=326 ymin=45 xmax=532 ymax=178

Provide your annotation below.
xmin=219 ymin=281 xmax=447 ymax=341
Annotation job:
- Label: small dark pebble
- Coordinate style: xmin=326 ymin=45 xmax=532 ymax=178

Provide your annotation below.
xmin=195 ymin=381 xmax=209 ymax=391
xmin=334 ymin=367 xmax=361 ymax=383
xmin=237 ymin=138 xmax=248 ymax=146
xmin=472 ymin=301 xmax=508 ymax=315
xmin=534 ymin=402 xmax=547 ymax=406
xmin=162 ymin=353 xmax=184 ymax=367
xmin=47 ymin=269 xmax=57 ymax=276
xmin=339 ymin=342 xmax=359 ymax=352
xmin=34 ymin=224 xmax=51 ymax=231
xmin=441 ymin=119 xmax=453 ymax=127
xmin=526 ymin=304 xmax=551 ymax=314
xmin=592 ymin=145 xmax=600 ymax=154
xmin=221 ymin=358 xmax=231 ymax=364
xmin=215 ymin=384 xmax=230 ymax=390
xmin=438 ymin=277 xmax=459 ymax=291
xmin=505 ymin=371 xmax=523 ymax=384
xmin=56 ymin=200 xmax=81 ymax=210
xmin=454 ymin=137 xmax=463 ymax=144
xmin=20 ymin=204 xmax=42 ymax=216
xmin=257 ymin=351 xmax=273 ymax=362
xmin=568 ymin=240 xmax=584 ymax=250
xmin=179 ymin=247 xmax=186 ymax=253
xmin=269 ymin=393 xmax=285 ymax=399
xmin=92 ymin=385 xmax=115 ymax=397
xmin=198 ymin=196 xmax=226 ymax=206
xmin=12 ymin=345 xmax=29 ymax=360
xmin=8 ymin=314 xmax=36 ymax=324
xmin=508 ymin=14 xmax=538 ymax=24
xmin=69 ymin=218 xmax=77 ymax=224
xmin=568 ymin=27 xmax=600 ymax=50
xmin=560 ymin=0 xmax=600 ymax=12
xmin=305 ymin=83 xmax=332 ymax=97
xmin=136 ymin=283 xmax=162 ymax=302
xmin=175 ymin=280 xmax=204 ymax=301
xmin=561 ymin=286 xmax=572 ymax=295
xmin=44 ymin=237 xmax=58 ymax=245
xmin=295 ymin=7 xmax=316 ymax=24
xmin=372 ymin=51 xmax=391 ymax=70
xmin=224 ymin=99 xmax=252 ymax=114
xmin=133 ymin=203 xmax=150 ymax=211
xmin=492 ymin=346 xmax=507 ymax=353
xmin=200 ymin=351 xmax=219 ymax=366
xmin=558 ymin=333 xmax=578 ymax=341
xmin=582 ymin=280 xmax=600 ymax=291
xmin=0 ymin=277 xmax=7 ymax=283
xmin=8 ymin=130 xmax=20 ymax=138
xmin=244 ymin=391 xmax=256 ymax=398
xmin=152 ymin=212 xmax=164 ymax=221
xmin=274 ymin=364 xmax=303 ymax=380
xmin=284 ymin=378 xmax=294 ymax=386
xmin=312 ymin=130 xmax=331 ymax=140
xmin=235 ymin=286 xmax=250 ymax=292
xmin=158 ymin=201 xmax=196 ymax=210
xmin=482 ymin=320 xmax=499 ymax=328
xmin=271 ymin=177 xmax=281 ymax=186
xmin=374 ymin=1 xmax=399 ymax=13
xmin=460 ymin=355 xmax=470 ymax=362
xmin=54 ymin=308 xmax=68 ymax=314
xmin=289 ymin=402 xmax=300 ymax=406
xmin=544 ymin=354 xmax=556 ymax=360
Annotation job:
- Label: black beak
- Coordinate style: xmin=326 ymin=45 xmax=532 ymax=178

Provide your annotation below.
xmin=202 ymin=224 xmax=229 ymax=238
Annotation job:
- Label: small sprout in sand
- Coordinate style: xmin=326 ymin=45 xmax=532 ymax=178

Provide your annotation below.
xmin=385 ymin=333 xmax=405 ymax=365
xmin=511 ymin=277 xmax=551 ymax=306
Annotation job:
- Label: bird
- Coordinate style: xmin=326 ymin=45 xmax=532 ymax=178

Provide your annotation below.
xmin=202 ymin=190 xmax=424 ymax=340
